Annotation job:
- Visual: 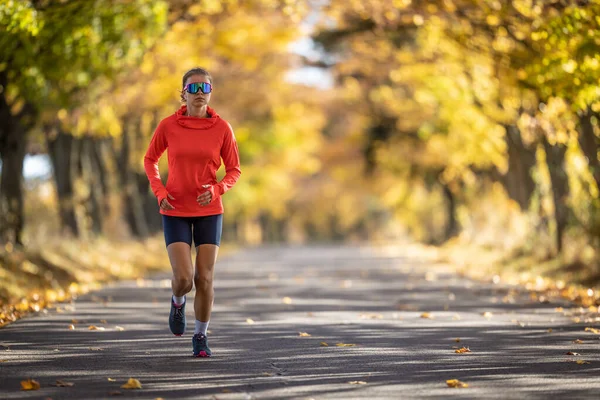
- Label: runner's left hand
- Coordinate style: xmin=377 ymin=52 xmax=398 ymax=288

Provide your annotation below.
xmin=197 ymin=184 xmax=213 ymax=206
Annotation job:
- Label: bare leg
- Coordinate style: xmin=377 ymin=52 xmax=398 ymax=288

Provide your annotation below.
xmin=167 ymin=242 xmax=194 ymax=297
xmin=194 ymin=244 xmax=219 ymax=321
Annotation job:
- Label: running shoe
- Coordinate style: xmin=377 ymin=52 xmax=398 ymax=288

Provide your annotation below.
xmin=192 ymin=333 xmax=212 ymax=357
xmin=169 ymin=297 xmax=186 ymax=336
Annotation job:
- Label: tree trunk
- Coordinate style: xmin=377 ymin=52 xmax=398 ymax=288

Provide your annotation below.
xmin=0 ymin=70 xmax=34 ymax=245
xmin=81 ymin=136 xmax=103 ymax=234
xmin=542 ymin=137 xmax=570 ymax=254
xmin=501 ymin=124 xmax=537 ymax=210
xmin=578 ymin=107 xmax=600 ymax=190
xmin=113 ymin=118 xmax=149 ymax=238
xmin=441 ymin=182 xmax=458 ymax=241
xmin=47 ymin=129 xmax=79 ymax=237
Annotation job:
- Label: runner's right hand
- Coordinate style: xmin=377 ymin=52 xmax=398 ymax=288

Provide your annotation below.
xmin=160 ymin=193 xmax=176 ymax=210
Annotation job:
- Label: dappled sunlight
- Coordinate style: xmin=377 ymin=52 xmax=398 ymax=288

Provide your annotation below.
xmin=1 ymin=245 xmax=599 ymax=398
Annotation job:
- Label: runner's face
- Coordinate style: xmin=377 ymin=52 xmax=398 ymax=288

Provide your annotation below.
xmin=184 ymin=74 xmax=212 ymax=108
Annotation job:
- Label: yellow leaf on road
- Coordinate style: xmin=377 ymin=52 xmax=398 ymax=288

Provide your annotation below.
xmin=282 ymin=297 xmax=292 ymax=304
xmin=107 ymin=378 xmax=116 ymax=382
xmin=246 ymin=318 xmax=255 ymax=324
xmin=482 ymin=312 xmax=493 ymax=319
xmin=121 ymin=378 xmax=142 ymax=389
xmin=566 ymin=352 xmax=580 ymax=356
xmin=88 ymin=325 xmax=105 ymax=331
xmin=420 ymin=312 xmax=433 ymax=319
xmin=584 ymin=327 xmax=600 ymax=334
xmin=573 ymin=339 xmax=584 ymax=344
xmin=446 ymin=379 xmax=469 ymax=388
xmin=455 ymin=347 xmax=471 ymax=353
xmin=320 ymin=342 xmax=329 ymax=347
xmin=115 ymin=326 xmax=125 ymax=331
xmin=348 ymin=381 xmax=367 ymax=384
xmin=455 ymin=338 xmax=461 ymax=342
xmin=20 ymin=379 xmax=40 ymax=391
xmin=69 ymin=325 xmax=75 ymax=330
xmin=298 ymin=332 xmax=311 ymax=337
xmin=54 ymin=380 xmax=74 ymax=387
xmin=336 ymin=343 xmax=356 ymax=347
xmin=576 ymin=360 xmax=590 ymax=365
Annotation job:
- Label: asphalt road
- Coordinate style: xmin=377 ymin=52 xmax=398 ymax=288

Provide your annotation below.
xmin=1 ymin=245 xmax=599 ymax=399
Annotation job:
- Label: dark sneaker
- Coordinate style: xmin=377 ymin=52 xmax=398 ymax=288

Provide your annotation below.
xmin=169 ymin=298 xmax=186 ymax=336
xmin=192 ymin=333 xmax=212 ymax=357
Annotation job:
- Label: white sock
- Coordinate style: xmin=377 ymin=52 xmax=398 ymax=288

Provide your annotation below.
xmin=172 ymin=294 xmax=185 ymax=305
xmin=195 ymin=320 xmax=209 ymax=336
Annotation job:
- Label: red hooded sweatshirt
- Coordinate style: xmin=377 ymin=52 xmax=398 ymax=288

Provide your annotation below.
xmin=144 ymin=105 xmax=241 ymax=217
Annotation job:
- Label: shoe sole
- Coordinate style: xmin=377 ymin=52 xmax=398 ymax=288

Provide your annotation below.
xmin=194 ymin=351 xmax=211 ymax=357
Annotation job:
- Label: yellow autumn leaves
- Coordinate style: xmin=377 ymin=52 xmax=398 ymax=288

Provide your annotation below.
xmin=20 ymin=377 xmax=142 ymax=391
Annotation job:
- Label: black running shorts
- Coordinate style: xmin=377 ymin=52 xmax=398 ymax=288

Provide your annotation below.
xmin=162 ymin=214 xmax=223 ymax=247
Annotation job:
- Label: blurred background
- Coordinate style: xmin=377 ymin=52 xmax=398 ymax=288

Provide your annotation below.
xmin=1 ymin=0 xmax=600 ymax=318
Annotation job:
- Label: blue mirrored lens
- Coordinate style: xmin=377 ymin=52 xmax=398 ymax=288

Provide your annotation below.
xmin=186 ymin=82 xmax=212 ymax=94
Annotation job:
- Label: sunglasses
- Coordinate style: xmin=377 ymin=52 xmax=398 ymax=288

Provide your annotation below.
xmin=185 ymin=82 xmax=212 ymax=94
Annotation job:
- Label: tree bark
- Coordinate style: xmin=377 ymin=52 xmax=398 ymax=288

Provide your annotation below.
xmin=501 ymin=124 xmax=537 ymax=210
xmin=541 ymin=137 xmax=570 ymax=254
xmin=441 ymin=182 xmax=459 ymax=241
xmin=80 ymin=136 xmax=104 ymax=234
xmin=47 ymin=129 xmax=79 ymax=237
xmin=578 ymin=107 xmax=600 ymax=190
xmin=0 ymin=71 xmax=34 ymax=245
xmin=113 ymin=118 xmax=149 ymax=238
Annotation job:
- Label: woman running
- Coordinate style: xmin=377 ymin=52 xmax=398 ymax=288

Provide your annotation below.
xmin=143 ymin=67 xmax=241 ymax=357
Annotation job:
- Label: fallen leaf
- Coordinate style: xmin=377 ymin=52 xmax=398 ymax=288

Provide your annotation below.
xmin=335 ymin=343 xmax=356 ymax=347
xmin=348 ymin=381 xmax=367 ymax=385
xmin=71 ymin=319 xmax=78 ymax=324
xmin=455 ymin=347 xmax=471 ymax=354
xmin=446 ymin=379 xmax=469 ymax=388
xmin=107 ymin=378 xmax=116 ymax=382
xmin=100 ymin=320 xmax=107 ymax=324
xmin=566 ymin=352 xmax=580 ymax=356
xmin=282 ymin=297 xmax=292 ymax=304
xmin=121 ymin=378 xmax=142 ymax=389
xmin=573 ymin=339 xmax=584 ymax=344
xmin=420 ymin=312 xmax=433 ymax=319
xmin=0 ymin=359 xmax=7 ymax=362
xmin=452 ymin=314 xmax=461 ymax=320
xmin=88 ymin=325 xmax=105 ymax=331
xmin=547 ymin=329 xmax=553 ymax=333
xmin=584 ymin=327 xmax=600 ymax=334
xmin=54 ymin=380 xmax=74 ymax=387
xmin=246 ymin=318 xmax=255 ymax=325
xmin=576 ymin=360 xmax=590 ymax=364
xmin=68 ymin=325 xmax=75 ymax=330
xmin=115 ymin=326 xmax=125 ymax=331
xmin=455 ymin=338 xmax=461 ymax=342
xmin=555 ymin=307 xmax=564 ymax=312
xmin=360 ymin=313 xmax=384 ymax=319
xmin=320 ymin=342 xmax=329 ymax=347
xmin=298 ymin=332 xmax=311 ymax=337
xmin=482 ymin=312 xmax=493 ymax=319
xmin=21 ymin=379 xmax=40 ymax=391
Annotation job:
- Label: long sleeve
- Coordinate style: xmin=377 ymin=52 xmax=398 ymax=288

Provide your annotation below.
xmin=143 ymin=122 xmax=169 ymax=205
xmin=215 ymin=123 xmax=241 ymax=197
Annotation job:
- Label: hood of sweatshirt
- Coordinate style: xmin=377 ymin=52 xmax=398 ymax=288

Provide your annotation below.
xmin=175 ymin=105 xmax=221 ymax=130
